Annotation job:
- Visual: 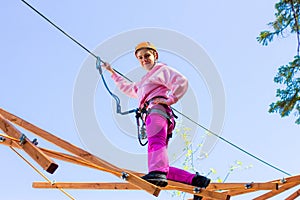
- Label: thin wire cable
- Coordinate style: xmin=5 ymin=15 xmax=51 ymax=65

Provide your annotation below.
xmin=21 ymin=0 xmax=97 ymax=59
xmin=172 ymin=107 xmax=292 ymax=176
xmin=20 ymin=0 xmax=130 ymax=82
xmin=20 ymin=0 xmax=292 ymax=176
xmin=10 ymin=146 xmax=76 ymax=200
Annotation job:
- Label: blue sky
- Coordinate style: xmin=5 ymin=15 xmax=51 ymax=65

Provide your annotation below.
xmin=1 ymin=0 xmax=300 ymax=200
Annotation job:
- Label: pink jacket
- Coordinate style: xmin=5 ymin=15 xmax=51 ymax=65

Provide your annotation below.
xmin=111 ymin=62 xmax=188 ymax=108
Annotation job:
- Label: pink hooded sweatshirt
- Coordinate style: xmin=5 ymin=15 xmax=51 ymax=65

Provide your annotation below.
xmin=111 ymin=62 xmax=188 ymax=108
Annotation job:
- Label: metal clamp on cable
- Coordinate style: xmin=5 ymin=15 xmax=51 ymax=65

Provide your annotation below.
xmin=96 ymin=56 xmax=102 ymax=74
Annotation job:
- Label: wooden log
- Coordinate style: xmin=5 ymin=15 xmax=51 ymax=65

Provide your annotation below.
xmin=0 ymin=114 xmax=58 ymax=174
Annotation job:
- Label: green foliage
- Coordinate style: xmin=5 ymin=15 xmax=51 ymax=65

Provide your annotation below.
xmin=269 ymin=56 xmax=300 ymax=123
xmin=257 ymin=0 xmax=300 ymax=124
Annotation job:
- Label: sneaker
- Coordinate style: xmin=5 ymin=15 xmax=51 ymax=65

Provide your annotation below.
xmin=141 ymin=171 xmax=168 ymax=187
xmin=192 ymin=172 xmax=211 ymax=200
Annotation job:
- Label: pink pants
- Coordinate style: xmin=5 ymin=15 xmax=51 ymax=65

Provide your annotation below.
xmin=145 ymin=104 xmax=195 ymax=184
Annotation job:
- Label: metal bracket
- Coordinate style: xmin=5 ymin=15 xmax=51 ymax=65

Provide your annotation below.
xmin=121 ymin=172 xmax=129 ymax=180
xmin=245 ymin=182 xmax=253 ymax=189
xmin=19 ymin=134 xmax=27 ymax=145
xmin=281 ymin=178 xmax=287 ymax=184
xmin=51 ymin=180 xmax=56 ymax=185
xmin=193 ymin=187 xmax=201 ymax=194
xmin=32 ymin=138 xmax=38 ymax=146
xmin=0 ymin=136 xmax=6 ymax=142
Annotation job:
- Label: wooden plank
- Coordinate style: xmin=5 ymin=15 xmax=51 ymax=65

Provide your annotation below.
xmin=0 ymin=108 xmax=161 ymax=197
xmin=0 ymin=140 xmax=103 ymax=173
xmin=0 ymin=114 xmax=58 ymax=174
xmin=33 ymin=182 xmax=139 ymax=190
xmin=3 ymin=140 xmax=231 ymax=199
xmin=0 ymin=135 xmax=16 ymax=147
xmin=228 ymin=188 xmax=256 ymax=196
xmin=0 ymin=109 xmax=231 ymax=199
xmin=165 ymin=180 xmax=230 ymax=200
xmin=206 ymin=182 xmax=278 ymax=191
xmin=268 ymin=175 xmax=300 ymax=185
xmin=253 ymin=181 xmax=300 ymax=200
xmin=31 ymin=149 xmax=231 ymax=199
xmin=40 ymin=148 xmax=103 ymax=171
xmin=2 ymin=141 xmax=161 ymax=196
xmin=32 ymin=181 xmax=230 ymax=200
xmin=285 ymin=189 xmax=300 ymax=200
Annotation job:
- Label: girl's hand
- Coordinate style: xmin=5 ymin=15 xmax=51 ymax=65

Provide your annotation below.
xmin=102 ymin=62 xmax=115 ymax=74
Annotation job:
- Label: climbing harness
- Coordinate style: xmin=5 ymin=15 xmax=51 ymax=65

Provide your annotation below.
xmin=135 ymin=107 xmax=148 ymax=146
xmin=134 ymin=97 xmax=177 ymax=146
xmin=21 ymin=0 xmax=292 ymax=176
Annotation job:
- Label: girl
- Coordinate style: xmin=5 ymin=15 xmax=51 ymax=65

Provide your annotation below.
xmin=102 ymin=42 xmax=210 ymax=200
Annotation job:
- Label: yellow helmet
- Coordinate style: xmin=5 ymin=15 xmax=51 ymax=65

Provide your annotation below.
xmin=134 ymin=41 xmax=157 ymax=55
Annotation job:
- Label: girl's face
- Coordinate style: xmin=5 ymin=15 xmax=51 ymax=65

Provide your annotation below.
xmin=136 ymin=49 xmax=158 ymax=71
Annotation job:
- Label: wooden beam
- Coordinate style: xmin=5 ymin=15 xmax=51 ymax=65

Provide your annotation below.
xmin=285 ymin=189 xmax=300 ymax=200
xmin=0 ymin=139 xmax=105 ymax=172
xmin=0 ymin=135 xmax=17 ymax=147
xmin=33 ymin=182 xmax=139 ymax=190
xmin=268 ymin=175 xmax=300 ymax=185
xmin=0 ymin=109 xmax=232 ymax=199
xmin=30 ymin=148 xmax=231 ymax=200
xmin=165 ymin=181 xmax=230 ymax=200
xmin=40 ymin=148 xmax=103 ymax=171
xmin=207 ymin=182 xmax=278 ymax=191
xmin=0 ymin=114 xmax=58 ymax=174
xmin=0 ymin=108 xmax=161 ymax=197
xmin=253 ymin=181 xmax=300 ymax=200
xmin=228 ymin=188 xmax=256 ymax=196
xmin=32 ymin=181 xmax=230 ymax=200
xmin=22 ymin=148 xmax=232 ymax=200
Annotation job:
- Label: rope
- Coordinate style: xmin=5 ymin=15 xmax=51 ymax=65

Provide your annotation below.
xmin=20 ymin=0 xmax=292 ymax=176
xmin=0 ymin=133 xmax=20 ymax=142
xmin=96 ymin=57 xmax=137 ymax=115
xmin=9 ymin=146 xmax=76 ymax=200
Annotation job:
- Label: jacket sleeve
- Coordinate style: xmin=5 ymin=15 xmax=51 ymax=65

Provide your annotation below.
xmin=150 ymin=65 xmax=188 ymax=105
xmin=111 ymin=73 xmax=138 ymax=98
